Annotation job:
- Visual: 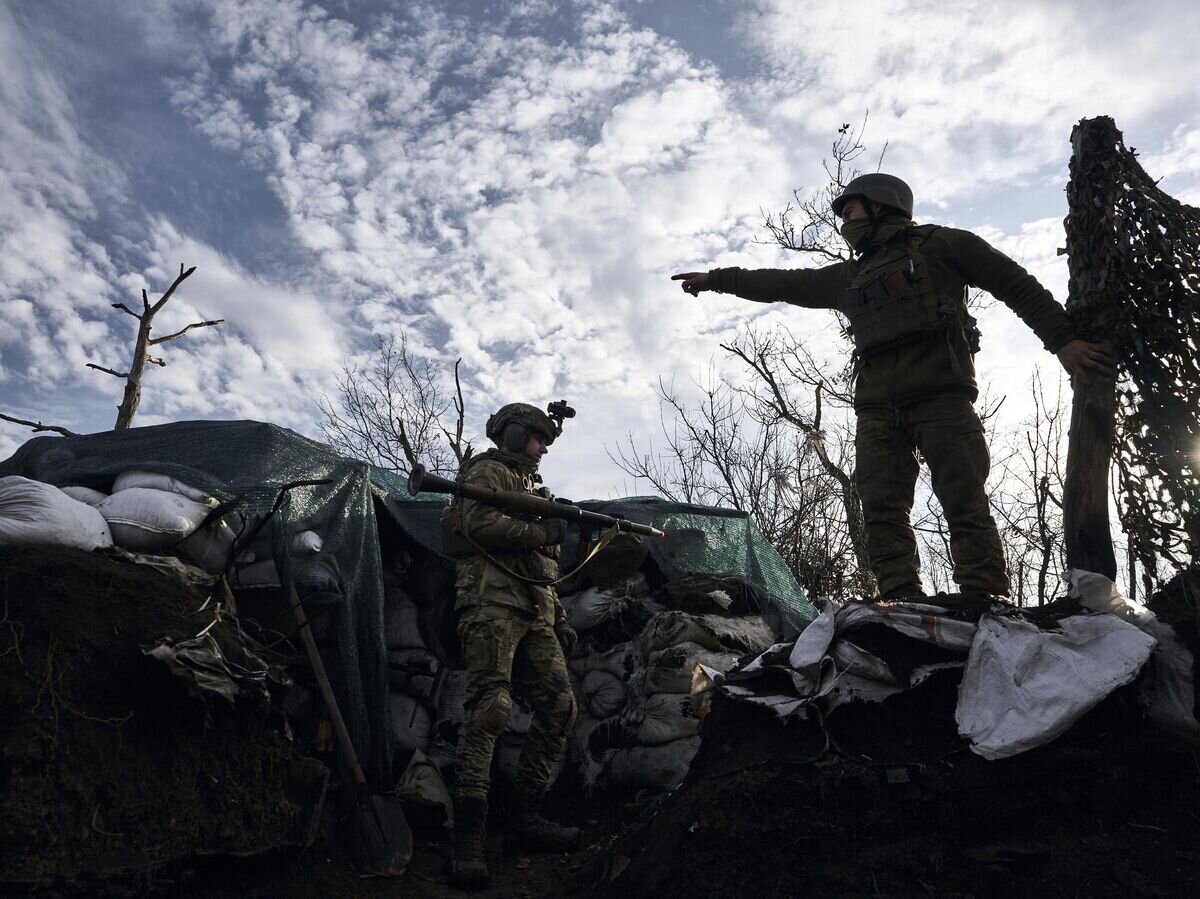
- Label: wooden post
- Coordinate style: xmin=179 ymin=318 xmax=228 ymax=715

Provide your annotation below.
xmin=1062 ymin=117 xmax=1121 ymax=579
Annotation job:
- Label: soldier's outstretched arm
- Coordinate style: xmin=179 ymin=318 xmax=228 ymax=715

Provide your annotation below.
xmin=672 ymin=263 xmax=849 ymax=309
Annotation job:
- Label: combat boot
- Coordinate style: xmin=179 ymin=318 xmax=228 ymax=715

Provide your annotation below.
xmin=450 ymin=796 xmax=489 ymax=889
xmin=505 ymin=786 xmax=581 ymax=854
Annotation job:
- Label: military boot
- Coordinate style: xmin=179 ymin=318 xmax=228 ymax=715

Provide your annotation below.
xmin=450 ymin=796 xmax=489 ymax=889
xmin=505 ymin=786 xmax=581 ymax=854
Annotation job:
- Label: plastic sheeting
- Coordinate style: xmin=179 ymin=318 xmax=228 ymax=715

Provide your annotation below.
xmin=707 ymin=571 xmax=1199 ymax=760
xmin=0 ymin=420 xmax=393 ymax=784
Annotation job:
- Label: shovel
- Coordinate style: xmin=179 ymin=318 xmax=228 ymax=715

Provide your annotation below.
xmin=286 ymin=585 xmax=412 ymax=876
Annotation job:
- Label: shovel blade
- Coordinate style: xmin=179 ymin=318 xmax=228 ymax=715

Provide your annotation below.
xmin=356 ymin=793 xmax=413 ymax=877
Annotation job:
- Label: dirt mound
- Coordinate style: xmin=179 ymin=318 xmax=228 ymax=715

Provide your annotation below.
xmin=600 ymin=681 xmax=1200 ymax=899
xmin=0 ymin=546 xmax=322 ymax=893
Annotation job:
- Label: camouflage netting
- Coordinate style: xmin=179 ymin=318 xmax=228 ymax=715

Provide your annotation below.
xmin=372 ymin=480 xmax=818 ymax=637
xmin=0 ymin=420 xmax=393 ymax=784
xmin=1066 ymin=116 xmax=1200 ymax=572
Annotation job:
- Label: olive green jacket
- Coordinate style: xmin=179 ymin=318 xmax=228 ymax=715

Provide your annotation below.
xmin=453 ymin=452 xmax=562 ymax=625
xmin=707 ymin=222 xmax=1077 ymax=409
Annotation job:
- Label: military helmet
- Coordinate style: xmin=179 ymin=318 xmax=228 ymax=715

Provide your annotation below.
xmin=831 ymin=173 xmax=914 ymax=218
xmin=486 ymin=402 xmax=559 ymax=452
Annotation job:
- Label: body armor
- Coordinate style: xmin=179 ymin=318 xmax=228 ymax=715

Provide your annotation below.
xmin=844 ymin=225 xmax=979 ymax=359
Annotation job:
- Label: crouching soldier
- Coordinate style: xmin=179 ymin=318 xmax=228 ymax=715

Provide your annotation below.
xmin=447 ymin=402 xmax=580 ymax=889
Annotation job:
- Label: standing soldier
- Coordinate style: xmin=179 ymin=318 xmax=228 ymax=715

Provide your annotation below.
xmin=673 ymin=174 xmax=1115 ymax=601
xmin=447 ymin=402 xmax=580 ymax=889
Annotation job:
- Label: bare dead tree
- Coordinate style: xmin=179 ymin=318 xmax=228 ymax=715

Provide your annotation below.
xmin=609 ymin=369 xmax=868 ymax=599
xmin=86 ymin=264 xmax=221 ymax=429
xmin=720 ymin=328 xmax=872 ymax=592
xmin=318 ymin=333 xmax=471 ymax=475
xmin=759 ymin=112 xmax=886 ymax=265
xmin=2 ymin=264 xmax=219 ymax=436
xmin=0 ymin=414 xmax=79 ymax=438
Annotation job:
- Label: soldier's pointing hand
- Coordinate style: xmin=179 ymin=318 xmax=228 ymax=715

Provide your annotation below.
xmin=672 ymin=271 xmax=711 ymax=296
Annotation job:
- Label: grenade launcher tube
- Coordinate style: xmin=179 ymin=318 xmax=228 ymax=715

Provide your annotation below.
xmin=407 ymin=463 xmax=665 ymax=539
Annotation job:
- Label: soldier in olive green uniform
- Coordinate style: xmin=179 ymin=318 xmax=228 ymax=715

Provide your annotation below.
xmin=674 ymin=174 xmax=1115 ymax=600
xmin=447 ymin=403 xmax=580 ymax=889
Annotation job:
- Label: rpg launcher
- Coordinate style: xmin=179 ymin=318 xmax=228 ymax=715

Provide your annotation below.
xmin=407 ymin=464 xmax=666 ymax=540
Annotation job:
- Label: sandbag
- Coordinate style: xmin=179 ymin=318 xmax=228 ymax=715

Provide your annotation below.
xmin=437 ymin=669 xmax=467 ymax=727
xmin=589 ymin=534 xmax=649 ymax=587
xmin=97 ymin=487 xmax=211 ymax=551
xmin=395 ymin=748 xmax=452 ymax=828
xmin=59 ymin=485 xmax=108 ymax=506
xmin=507 ymin=700 xmax=534 ymax=736
xmin=0 ymin=477 xmax=112 ymax=551
xmin=567 ymin=643 xmax=632 ymax=681
xmin=112 ymin=470 xmax=217 ymax=506
xmin=387 ymin=647 xmax=439 ymax=696
xmin=385 ymin=594 xmax=425 ymax=650
xmin=231 ymin=558 xmax=279 ymax=589
xmin=562 ymin=585 xmax=631 ymax=634
xmin=494 ymin=731 xmax=565 ymax=785
xmin=624 ymin=692 xmax=698 ymax=745
xmin=177 ymin=516 xmax=238 ymax=573
xmin=642 ymin=641 xmax=741 ymax=696
xmin=583 ymin=669 xmax=626 ymax=719
xmin=605 ymin=737 xmax=700 ymax=791
xmin=638 ymin=610 xmax=774 ymax=661
xmin=391 ymin=692 xmax=434 ymax=754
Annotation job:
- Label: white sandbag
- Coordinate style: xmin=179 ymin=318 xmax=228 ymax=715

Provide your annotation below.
xmin=97 ymin=487 xmax=211 ymax=550
xmin=567 ymin=643 xmax=631 ymax=681
xmin=583 ymin=669 xmax=626 ymax=719
xmin=177 ymin=515 xmax=238 ymax=573
xmin=291 ymin=530 xmax=323 ymax=553
xmin=59 ymin=485 xmax=108 ymax=506
xmin=643 ymin=642 xmax=741 ymax=696
xmin=624 ymin=692 xmax=699 ymax=745
xmin=113 ymin=470 xmax=217 ymax=506
xmin=0 ymin=477 xmax=112 ymax=550
xmin=391 ymin=692 xmax=434 ymax=754
xmin=385 ymin=594 xmax=425 ymax=650
xmin=605 ymin=737 xmax=700 ymax=791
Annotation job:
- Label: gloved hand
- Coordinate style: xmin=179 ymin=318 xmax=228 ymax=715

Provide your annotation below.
xmin=539 ymin=518 xmax=567 ymax=546
xmin=554 ymin=618 xmax=578 ymax=654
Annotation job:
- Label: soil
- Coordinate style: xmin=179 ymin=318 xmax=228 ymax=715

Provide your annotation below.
xmin=0 ymin=546 xmax=319 ymax=895
xmin=6 ymin=548 xmax=1199 ymax=898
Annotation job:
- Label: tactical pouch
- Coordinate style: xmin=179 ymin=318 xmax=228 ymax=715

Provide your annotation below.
xmin=844 ymin=225 xmax=969 ymax=358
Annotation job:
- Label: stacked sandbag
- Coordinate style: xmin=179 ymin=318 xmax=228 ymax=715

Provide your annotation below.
xmin=560 ymin=572 xmax=777 ymax=794
xmin=230 ymin=529 xmax=327 ymax=587
xmin=383 ymin=582 xmax=442 ymax=758
xmin=0 ymin=476 xmax=112 ymax=551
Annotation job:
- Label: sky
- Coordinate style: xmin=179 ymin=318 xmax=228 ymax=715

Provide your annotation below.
xmin=2 ymin=0 xmax=1199 ymax=500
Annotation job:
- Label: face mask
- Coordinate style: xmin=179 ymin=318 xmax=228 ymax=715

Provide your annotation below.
xmin=839 ymin=219 xmax=875 ymax=252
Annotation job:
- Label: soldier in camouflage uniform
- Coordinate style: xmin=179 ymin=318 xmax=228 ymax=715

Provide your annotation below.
xmin=447 ymin=402 xmax=580 ymax=889
xmin=674 ymin=174 xmax=1115 ymax=600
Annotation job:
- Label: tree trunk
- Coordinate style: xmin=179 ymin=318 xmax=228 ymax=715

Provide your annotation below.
xmin=1062 ymin=116 xmax=1122 ymax=578
xmin=1063 ymin=374 xmax=1117 ymax=578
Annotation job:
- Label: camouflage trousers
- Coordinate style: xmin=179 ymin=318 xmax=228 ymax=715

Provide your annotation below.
xmin=453 ymin=603 xmax=576 ymax=802
xmin=855 ymin=394 xmax=1011 ymax=598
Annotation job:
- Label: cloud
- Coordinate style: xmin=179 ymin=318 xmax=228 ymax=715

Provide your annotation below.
xmin=731 ymin=0 xmax=1200 ymax=208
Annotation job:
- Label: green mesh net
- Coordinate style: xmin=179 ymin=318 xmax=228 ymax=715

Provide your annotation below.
xmin=372 ymin=481 xmax=818 ymax=638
